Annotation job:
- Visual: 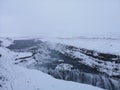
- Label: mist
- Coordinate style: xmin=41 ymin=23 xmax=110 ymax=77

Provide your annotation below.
xmin=0 ymin=0 xmax=120 ymax=37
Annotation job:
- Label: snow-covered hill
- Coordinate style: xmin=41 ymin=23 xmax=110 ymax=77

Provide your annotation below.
xmin=0 ymin=38 xmax=104 ymax=90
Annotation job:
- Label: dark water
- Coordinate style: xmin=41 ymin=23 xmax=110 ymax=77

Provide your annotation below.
xmin=7 ymin=39 xmax=42 ymax=50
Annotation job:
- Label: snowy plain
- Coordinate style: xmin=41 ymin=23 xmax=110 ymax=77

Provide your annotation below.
xmin=41 ymin=37 xmax=120 ymax=55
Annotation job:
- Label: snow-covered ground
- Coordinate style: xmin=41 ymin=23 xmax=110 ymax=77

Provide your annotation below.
xmin=0 ymin=37 xmax=13 ymax=47
xmin=0 ymin=39 xmax=104 ymax=90
xmin=5 ymin=36 xmax=120 ymax=55
xmin=15 ymin=52 xmax=32 ymax=59
xmin=41 ymin=37 xmax=120 ymax=55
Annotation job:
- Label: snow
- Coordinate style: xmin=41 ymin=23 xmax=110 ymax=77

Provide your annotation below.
xmin=56 ymin=44 xmax=120 ymax=76
xmin=0 ymin=47 xmax=104 ymax=90
xmin=12 ymin=66 xmax=103 ymax=90
xmin=3 ymin=36 xmax=120 ymax=55
xmin=15 ymin=52 xmax=32 ymax=59
xmin=41 ymin=37 xmax=120 ymax=55
xmin=55 ymin=63 xmax=73 ymax=71
xmin=0 ymin=37 xmax=13 ymax=47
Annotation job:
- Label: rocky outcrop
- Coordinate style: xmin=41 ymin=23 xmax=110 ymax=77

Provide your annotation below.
xmin=48 ymin=68 xmax=120 ymax=90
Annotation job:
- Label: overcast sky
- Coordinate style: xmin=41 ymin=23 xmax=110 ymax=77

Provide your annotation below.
xmin=0 ymin=0 xmax=120 ymax=37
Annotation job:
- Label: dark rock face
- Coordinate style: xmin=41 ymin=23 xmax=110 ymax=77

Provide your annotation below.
xmin=80 ymin=48 xmax=120 ymax=61
xmin=8 ymin=39 xmax=120 ymax=90
xmin=61 ymin=44 xmax=120 ymax=62
xmin=48 ymin=69 xmax=120 ymax=90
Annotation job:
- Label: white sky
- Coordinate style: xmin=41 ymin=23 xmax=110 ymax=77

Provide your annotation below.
xmin=0 ymin=0 xmax=120 ymax=37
